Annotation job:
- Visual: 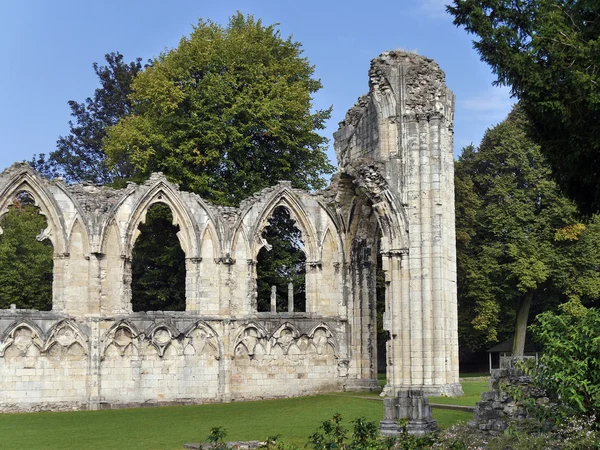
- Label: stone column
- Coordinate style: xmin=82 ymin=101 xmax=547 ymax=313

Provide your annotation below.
xmin=185 ymin=257 xmax=202 ymax=311
xmin=270 ymin=285 xmax=277 ymax=313
xmin=288 ymin=282 xmax=294 ymax=312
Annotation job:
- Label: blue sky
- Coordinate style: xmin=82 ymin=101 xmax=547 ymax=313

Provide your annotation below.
xmin=0 ymin=0 xmax=514 ymax=174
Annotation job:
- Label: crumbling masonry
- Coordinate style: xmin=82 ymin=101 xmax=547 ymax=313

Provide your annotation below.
xmin=0 ymin=51 xmax=461 ymax=412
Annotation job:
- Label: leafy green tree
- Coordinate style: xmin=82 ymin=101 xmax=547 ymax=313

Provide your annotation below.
xmin=528 ymin=299 xmax=600 ymax=416
xmin=104 ymin=13 xmax=333 ymax=206
xmin=448 ymin=0 xmax=600 ymax=215
xmin=456 ymin=106 xmax=600 ymax=355
xmin=454 ymin=144 xmax=485 ymax=352
xmin=31 ymin=52 xmax=143 ymax=184
xmin=131 ymin=203 xmax=186 ymax=312
xmin=0 ymin=195 xmax=53 ymax=310
xmin=256 ymin=207 xmax=306 ymax=312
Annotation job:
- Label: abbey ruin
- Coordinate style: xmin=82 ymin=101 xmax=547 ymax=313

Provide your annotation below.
xmin=0 ymin=51 xmax=461 ymax=412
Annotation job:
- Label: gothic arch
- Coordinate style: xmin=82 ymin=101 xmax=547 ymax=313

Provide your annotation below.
xmin=101 ymin=320 xmax=140 ymax=358
xmin=248 ymin=187 xmax=318 ymax=262
xmin=67 ymin=218 xmax=90 ymax=257
xmin=308 ymin=322 xmax=340 ymax=356
xmin=200 ymin=221 xmax=221 ymax=260
xmin=319 ymin=226 xmax=343 ymax=264
xmin=0 ymin=320 xmax=45 ymax=357
xmin=342 ymin=166 xmax=409 ymax=252
xmin=142 ymin=321 xmax=181 ymax=357
xmin=128 ymin=183 xmax=197 ymax=257
xmin=43 ymin=319 xmax=88 ymax=355
xmin=232 ymin=322 xmax=268 ymax=357
xmin=182 ymin=321 xmax=222 ymax=359
xmin=0 ymin=169 xmax=69 ymax=254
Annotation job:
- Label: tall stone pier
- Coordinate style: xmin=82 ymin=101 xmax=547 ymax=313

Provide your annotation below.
xmin=334 ymin=51 xmax=461 ymax=396
xmin=0 ymin=51 xmax=460 ymax=413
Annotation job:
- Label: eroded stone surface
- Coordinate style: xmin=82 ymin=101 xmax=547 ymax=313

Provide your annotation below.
xmin=0 ymin=51 xmax=461 ymax=412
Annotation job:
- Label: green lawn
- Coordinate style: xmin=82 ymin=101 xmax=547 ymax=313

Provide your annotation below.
xmin=0 ymin=380 xmax=485 ymax=450
xmin=429 ymin=379 xmax=489 ymax=407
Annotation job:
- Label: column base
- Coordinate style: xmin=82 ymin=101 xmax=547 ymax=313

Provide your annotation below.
xmin=343 ymin=378 xmax=381 ymax=392
xmin=383 ymin=383 xmax=464 ymax=397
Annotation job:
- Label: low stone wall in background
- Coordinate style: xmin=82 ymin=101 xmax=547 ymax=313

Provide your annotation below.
xmin=469 ymin=359 xmax=552 ymax=434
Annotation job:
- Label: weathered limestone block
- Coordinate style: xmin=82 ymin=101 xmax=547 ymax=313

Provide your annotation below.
xmin=469 ymin=359 xmax=553 ymax=434
xmin=380 ymin=390 xmax=439 ymax=436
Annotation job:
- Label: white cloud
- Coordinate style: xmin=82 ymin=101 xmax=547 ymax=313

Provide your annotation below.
xmin=460 ymin=85 xmax=515 ymax=118
xmin=419 ymin=0 xmax=451 ymax=19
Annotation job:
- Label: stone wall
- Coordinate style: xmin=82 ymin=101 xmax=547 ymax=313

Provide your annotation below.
xmin=0 ymin=51 xmax=461 ymax=412
xmin=469 ymin=360 xmax=551 ymax=434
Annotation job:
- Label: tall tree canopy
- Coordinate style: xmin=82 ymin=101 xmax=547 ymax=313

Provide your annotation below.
xmin=104 ymin=13 xmax=333 ymax=206
xmin=448 ymin=0 xmax=600 ymax=214
xmin=455 ymin=106 xmax=600 ymax=355
xmin=31 ymin=52 xmax=143 ymax=184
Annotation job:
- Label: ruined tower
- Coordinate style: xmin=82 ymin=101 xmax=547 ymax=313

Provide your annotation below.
xmin=334 ymin=51 xmax=461 ymax=396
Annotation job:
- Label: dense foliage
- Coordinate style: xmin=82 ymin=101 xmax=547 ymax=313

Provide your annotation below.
xmin=131 ymin=203 xmax=186 ymax=312
xmin=455 ymin=106 xmax=600 ymax=354
xmin=0 ymin=195 xmax=53 ymax=310
xmin=256 ymin=207 xmax=306 ymax=312
xmin=104 ymin=13 xmax=333 ymax=206
xmin=528 ymin=300 xmax=600 ymax=416
xmin=448 ymin=0 xmax=600 ymax=215
xmin=31 ymin=52 xmax=143 ymax=184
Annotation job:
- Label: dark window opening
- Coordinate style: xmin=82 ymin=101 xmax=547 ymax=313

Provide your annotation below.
xmin=131 ymin=203 xmax=186 ymax=312
xmin=256 ymin=206 xmax=306 ymax=312
xmin=376 ymin=234 xmax=387 ymax=377
xmin=0 ymin=192 xmax=53 ymax=310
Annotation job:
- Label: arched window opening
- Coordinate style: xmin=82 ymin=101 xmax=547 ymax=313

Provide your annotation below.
xmin=131 ymin=203 xmax=186 ymax=312
xmin=256 ymin=206 xmax=306 ymax=313
xmin=376 ymin=232 xmax=387 ymax=381
xmin=0 ymin=192 xmax=53 ymax=310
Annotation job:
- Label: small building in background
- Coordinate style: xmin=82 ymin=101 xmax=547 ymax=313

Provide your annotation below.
xmin=487 ymin=336 xmax=540 ymax=373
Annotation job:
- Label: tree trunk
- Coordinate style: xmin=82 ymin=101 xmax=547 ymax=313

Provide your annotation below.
xmin=512 ymin=290 xmax=534 ymax=356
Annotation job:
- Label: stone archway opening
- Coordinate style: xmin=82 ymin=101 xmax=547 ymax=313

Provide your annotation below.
xmin=0 ymin=192 xmax=53 ymax=311
xmin=256 ymin=206 xmax=307 ymax=313
xmin=131 ymin=203 xmax=186 ymax=312
xmin=376 ymin=231 xmax=387 ymax=383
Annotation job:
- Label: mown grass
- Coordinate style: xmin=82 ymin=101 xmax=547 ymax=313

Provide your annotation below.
xmin=0 ymin=379 xmax=485 ymax=450
xmin=429 ymin=379 xmax=489 ymax=407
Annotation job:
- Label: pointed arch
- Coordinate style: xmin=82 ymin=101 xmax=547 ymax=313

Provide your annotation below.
xmin=247 ymin=186 xmax=318 ymax=261
xmin=43 ymin=319 xmax=88 ymax=354
xmin=319 ymin=226 xmax=342 ymax=264
xmin=232 ymin=322 xmax=268 ymax=356
xmin=101 ymin=320 xmax=140 ymax=358
xmin=0 ymin=169 xmax=68 ymax=254
xmin=0 ymin=320 xmax=45 ymax=357
xmin=67 ymin=218 xmax=90 ymax=256
xmin=183 ymin=320 xmax=222 ymax=359
xmin=308 ymin=322 xmax=340 ymax=356
xmin=271 ymin=322 xmax=302 ymax=340
xmin=122 ymin=179 xmax=200 ymax=259
xmin=144 ymin=322 xmax=180 ymax=357
xmin=200 ymin=221 xmax=221 ymax=260
xmin=340 ymin=165 xmax=409 ymax=252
